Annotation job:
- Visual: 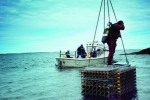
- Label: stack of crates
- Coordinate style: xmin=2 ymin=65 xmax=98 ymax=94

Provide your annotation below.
xmin=114 ymin=67 xmax=136 ymax=95
xmin=81 ymin=66 xmax=136 ymax=97
xmin=81 ymin=67 xmax=118 ymax=97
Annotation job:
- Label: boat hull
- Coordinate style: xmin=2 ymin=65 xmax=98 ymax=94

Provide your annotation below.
xmin=56 ymin=57 xmax=107 ymax=68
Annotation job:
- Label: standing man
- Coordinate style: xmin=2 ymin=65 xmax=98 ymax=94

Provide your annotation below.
xmin=77 ymin=44 xmax=85 ymax=58
xmin=107 ymin=20 xmax=125 ymax=65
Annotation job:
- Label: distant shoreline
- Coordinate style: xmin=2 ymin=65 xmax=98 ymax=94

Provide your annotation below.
xmin=0 ymin=48 xmax=149 ymax=55
xmin=120 ymin=47 xmax=150 ymax=55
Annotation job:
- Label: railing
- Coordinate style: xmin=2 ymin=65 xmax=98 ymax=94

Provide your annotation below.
xmin=59 ymin=50 xmax=76 ymax=58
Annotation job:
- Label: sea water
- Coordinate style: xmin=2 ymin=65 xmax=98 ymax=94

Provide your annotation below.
xmin=0 ymin=50 xmax=150 ymax=100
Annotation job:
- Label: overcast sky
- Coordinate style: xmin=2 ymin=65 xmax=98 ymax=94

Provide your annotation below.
xmin=0 ymin=0 xmax=150 ymax=53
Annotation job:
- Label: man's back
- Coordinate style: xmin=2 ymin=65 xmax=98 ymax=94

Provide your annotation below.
xmin=108 ymin=22 xmax=125 ymax=41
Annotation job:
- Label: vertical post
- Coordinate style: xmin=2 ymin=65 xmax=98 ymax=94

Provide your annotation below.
xmin=75 ymin=51 xmax=76 ymax=58
xmin=103 ymin=0 xmax=106 ymax=64
xmin=103 ymin=45 xmax=106 ymax=63
xmin=59 ymin=50 xmax=61 ymax=58
xmin=86 ymin=44 xmax=88 ymax=56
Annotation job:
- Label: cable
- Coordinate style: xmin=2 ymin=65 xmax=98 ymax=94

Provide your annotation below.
xmin=109 ymin=0 xmax=129 ymax=65
xmin=107 ymin=0 xmax=110 ymax=22
xmin=103 ymin=0 xmax=106 ymax=63
xmin=91 ymin=0 xmax=104 ymax=51
xmin=109 ymin=0 xmax=117 ymax=22
xmin=104 ymin=0 xmax=105 ymax=30
xmin=120 ymin=36 xmax=129 ymax=64
xmin=91 ymin=0 xmax=129 ymax=65
xmin=89 ymin=0 xmax=104 ymax=66
xmin=103 ymin=0 xmax=111 ymax=64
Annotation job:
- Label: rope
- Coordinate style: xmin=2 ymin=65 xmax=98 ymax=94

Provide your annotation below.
xmin=103 ymin=0 xmax=111 ymax=64
xmin=107 ymin=0 xmax=110 ymax=22
xmin=104 ymin=0 xmax=105 ymax=30
xmin=109 ymin=0 xmax=117 ymax=22
xmin=109 ymin=0 xmax=129 ymax=64
xmin=120 ymin=36 xmax=129 ymax=64
xmin=90 ymin=0 xmax=129 ymax=65
xmin=91 ymin=0 xmax=104 ymax=51
xmin=89 ymin=0 xmax=103 ymax=66
xmin=103 ymin=0 xmax=106 ymax=63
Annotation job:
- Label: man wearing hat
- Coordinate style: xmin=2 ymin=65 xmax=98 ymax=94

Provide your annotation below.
xmin=107 ymin=20 xmax=125 ymax=65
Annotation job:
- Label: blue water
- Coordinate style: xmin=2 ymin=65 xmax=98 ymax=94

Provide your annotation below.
xmin=0 ymin=50 xmax=150 ymax=100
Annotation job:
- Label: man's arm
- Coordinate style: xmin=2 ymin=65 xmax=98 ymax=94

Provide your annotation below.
xmin=114 ymin=24 xmax=125 ymax=30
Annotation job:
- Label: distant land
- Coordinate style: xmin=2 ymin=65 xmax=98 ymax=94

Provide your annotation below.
xmin=121 ymin=47 xmax=150 ymax=55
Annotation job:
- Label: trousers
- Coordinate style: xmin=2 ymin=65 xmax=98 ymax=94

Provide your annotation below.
xmin=107 ymin=41 xmax=117 ymax=64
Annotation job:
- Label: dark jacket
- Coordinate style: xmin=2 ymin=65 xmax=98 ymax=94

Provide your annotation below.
xmin=77 ymin=46 xmax=84 ymax=55
xmin=108 ymin=23 xmax=125 ymax=41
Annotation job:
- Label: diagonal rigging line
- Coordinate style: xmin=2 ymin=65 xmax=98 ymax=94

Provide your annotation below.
xmin=92 ymin=0 xmax=104 ymax=49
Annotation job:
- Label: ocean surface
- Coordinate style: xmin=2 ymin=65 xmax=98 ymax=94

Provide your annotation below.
xmin=0 ymin=50 xmax=150 ymax=100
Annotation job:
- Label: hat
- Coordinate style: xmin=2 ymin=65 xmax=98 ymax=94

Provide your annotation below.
xmin=117 ymin=20 xmax=124 ymax=24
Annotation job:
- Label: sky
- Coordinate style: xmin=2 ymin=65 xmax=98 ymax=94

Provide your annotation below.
xmin=0 ymin=0 xmax=150 ymax=53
